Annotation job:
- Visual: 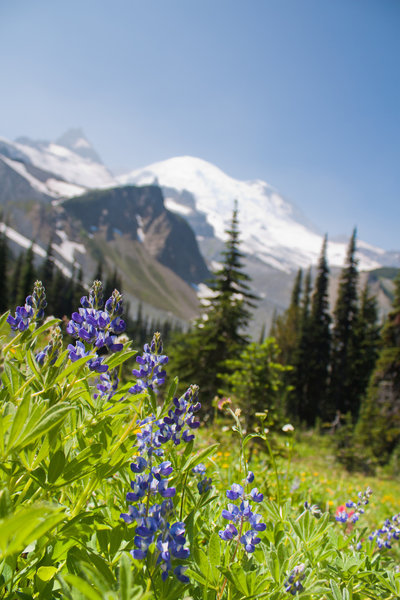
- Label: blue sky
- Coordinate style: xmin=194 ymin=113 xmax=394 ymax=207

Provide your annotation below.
xmin=0 ymin=0 xmax=399 ymax=250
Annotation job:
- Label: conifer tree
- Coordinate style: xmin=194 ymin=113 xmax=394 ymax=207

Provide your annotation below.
xmin=290 ymin=267 xmax=312 ymax=422
xmin=10 ymin=252 xmax=24 ymax=307
xmin=306 ymin=235 xmax=331 ymax=423
xmin=17 ymin=244 xmax=36 ymax=306
xmin=272 ymin=268 xmax=303 ymax=366
xmin=0 ymin=227 xmax=9 ymax=312
xmin=351 ymin=282 xmax=381 ymax=416
xmin=40 ymin=239 xmax=55 ymax=313
xmin=169 ymin=201 xmax=257 ymax=417
xmin=329 ymin=229 xmax=359 ymax=418
xmin=356 ymin=274 xmax=400 ymax=463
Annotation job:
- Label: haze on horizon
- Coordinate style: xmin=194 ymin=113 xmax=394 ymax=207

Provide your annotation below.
xmin=0 ymin=0 xmax=399 ymax=252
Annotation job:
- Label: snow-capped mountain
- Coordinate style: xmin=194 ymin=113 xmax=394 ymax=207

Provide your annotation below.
xmin=1 ymin=129 xmax=399 ymax=332
xmin=118 ymin=156 xmax=387 ymax=273
xmin=0 ymin=129 xmax=114 ymax=191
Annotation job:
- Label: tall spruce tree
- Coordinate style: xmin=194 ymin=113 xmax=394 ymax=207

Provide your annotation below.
xmin=351 ymin=282 xmax=381 ymax=416
xmin=0 ymin=227 xmax=9 ymax=312
xmin=169 ymin=201 xmax=257 ymax=418
xmin=329 ymin=228 xmax=359 ymax=418
xmin=306 ymin=235 xmax=331 ymax=423
xmin=289 ymin=267 xmax=312 ymax=421
xmin=17 ymin=243 xmax=36 ymax=306
xmin=272 ymin=268 xmax=303 ymax=366
xmin=356 ymin=274 xmax=400 ymax=463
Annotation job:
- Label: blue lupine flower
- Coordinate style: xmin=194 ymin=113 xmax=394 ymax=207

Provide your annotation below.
xmin=35 ymin=325 xmax=62 ymax=367
xmin=335 ymin=487 xmax=372 ymax=525
xmin=129 ymin=332 xmax=168 ymax=395
xmin=226 ymin=483 xmax=243 ymax=501
xmin=94 ymin=369 xmax=120 ymax=401
xmin=368 ymin=513 xmax=400 ymax=549
xmin=284 ymin=563 xmax=306 ymax=595
xmin=66 ymin=282 xmax=126 ymax=372
xmin=219 ymin=481 xmax=266 ymax=553
xmin=192 ymin=463 xmax=212 ymax=494
xmin=7 ymin=281 xmax=47 ymax=331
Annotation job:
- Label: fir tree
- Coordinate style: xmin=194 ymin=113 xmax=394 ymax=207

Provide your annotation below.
xmin=10 ymin=252 xmax=24 ymax=307
xmin=17 ymin=244 xmax=36 ymax=306
xmin=169 ymin=201 xmax=257 ymax=417
xmin=0 ymin=227 xmax=9 ymax=312
xmin=356 ymin=274 xmax=400 ymax=463
xmin=351 ymin=282 xmax=381 ymax=416
xmin=40 ymin=238 xmax=55 ymax=313
xmin=272 ymin=268 xmax=303 ymax=366
xmin=329 ymin=229 xmax=359 ymax=418
xmin=306 ymin=235 xmax=331 ymax=423
xmin=291 ymin=267 xmax=312 ymax=422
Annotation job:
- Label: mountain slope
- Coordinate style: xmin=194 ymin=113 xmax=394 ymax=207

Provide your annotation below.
xmin=118 ymin=155 xmax=389 ymax=273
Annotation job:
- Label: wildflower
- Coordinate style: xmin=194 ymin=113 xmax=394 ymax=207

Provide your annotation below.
xmin=282 ymin=423 xmax=294 ymax=433
xmin=94 ymin=369 xmax=120 ymax=401
xmin=335 ymin=487 xmax=372 ymax=525
xmin=129 ymin=332 xmax=168 ymax=394
xmin=217 ymin=397 xmax=232 ymax=411
xmin=192 ymin=463 xmax=212 ymax=494
xmin=369 ymin=513 xmax=400 ymax=549
xmin=304 ymin=502 xmax=322 ymax=519
xmin=284 ymin=563 xmax=306 ymax=595
xmin=219 ymin=481 xmax=266 ymax=553
xmin=7 ymin=281 xmax=47 ymax=331
xmin=35 ymin=325 xmax=62 ymax=367
xmin=66 ymin=281 xmax=126 ymax=372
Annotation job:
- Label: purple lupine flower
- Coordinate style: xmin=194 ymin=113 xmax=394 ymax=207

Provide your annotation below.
xmin=284 ymin=563 xmax=306 ymax=595
xmin=226 ymin=483 xmax=244 ymax=501
xmin=335 ymin=487 xmax=372 ymax=525
xmin=219 ymin=481 xmax=266 ymax=553
xmin=158 ymin=385 xmax=201 ymax=446
xmin=36 ymin=325 xmax=62 ymax=367
xmin=7 ymin=281 xmax=47 ymax=331
xmin=368 ymin=513 xmax=400 ymax=549
xmin=192 ymin=463 xmax=212 ymax=494
xmin=129 ymin=332 xmax=168 ymax=395
xmin=66 ymin=282 xmax=126 ymax=373
xmin=94 ymin=369 xmax=120 ymax=401
xmin=249 ymin=488 xmax=263 ymax=503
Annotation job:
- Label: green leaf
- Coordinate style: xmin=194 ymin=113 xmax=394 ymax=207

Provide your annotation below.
xmin=63 ymin=574 xmax=104 ymax=600
xmin=0 ymin=504 xmax=64 ymax=559
xmin=54 ymin=354 xmax=95 ymax=384
xmin=180 ymin=443 xmax=219 ymax=473
xmin=330 ymin=580 xmax=343 ymax=600
xmin=37 ymin=565 xmax=57 ymax=582
xmin=208 ymin=532 xmax=220 ymax=567
xmin=119 ymin=553 xmax=132 ymax=600
xmin=104 ymin=350 xmax=137 ymax=370
xmin=47 ymin=449 xmax=66 ymax=484
xmin=14 ymin=403 xmax=74 ymax=450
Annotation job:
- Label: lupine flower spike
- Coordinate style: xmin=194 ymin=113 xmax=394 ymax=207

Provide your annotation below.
xmin=66 ymin=281 xmax=126 ymax=373
xmin=284 ymin=563 xmax=306 ymax=595
xmin=7 ymin=280 xmax=47 ymax=331
xmin=121 ymin=335 xmax=196 ymax=582
xmin=219 ymin=472 xmax=266 ymax=553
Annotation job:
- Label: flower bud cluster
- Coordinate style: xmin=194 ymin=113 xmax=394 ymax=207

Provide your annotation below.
xmin=368 ymin=513 xmax=400 ymax=549
xmin=66 ymin=282 xmax=126 ymax=373
xmin=129 ymin=332 xmax=168 ymax=394
xmin=284 ymin=563 xmax=306 ymax=595
xmin=192 ymin=463 xmax=212 ymax=494
xmin=36 ymin=325 xmax=62 ymax=367
xmin=7 ymin=281 xmax=47 ymax=331
xmin=219 ymin=472 xmax=266 ymax=553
